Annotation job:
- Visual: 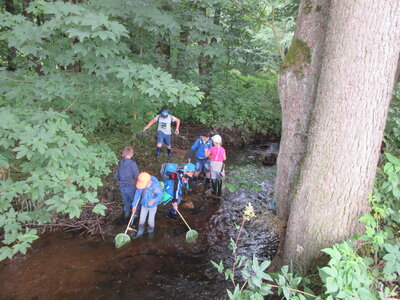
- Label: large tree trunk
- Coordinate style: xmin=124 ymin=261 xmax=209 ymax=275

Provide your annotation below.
xmin=282 ymin=0 xmax=400 ymax=271
xmin=275 ymin=0 xmax=331 ymax=222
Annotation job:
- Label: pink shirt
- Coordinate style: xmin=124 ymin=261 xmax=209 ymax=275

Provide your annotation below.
xmin=209 ymin=146 xmax=226 ymax=162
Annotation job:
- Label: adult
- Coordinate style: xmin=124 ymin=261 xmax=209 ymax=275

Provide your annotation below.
xmin=143 ymin=109 xmax=180 ymax=158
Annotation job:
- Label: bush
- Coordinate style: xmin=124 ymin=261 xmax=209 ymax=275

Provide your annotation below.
xmin=188 ymin=70 xmax=281 ymax=141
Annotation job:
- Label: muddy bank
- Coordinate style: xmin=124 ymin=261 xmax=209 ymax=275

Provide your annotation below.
xmin=207 ymin=164 xmax=282 ymax=279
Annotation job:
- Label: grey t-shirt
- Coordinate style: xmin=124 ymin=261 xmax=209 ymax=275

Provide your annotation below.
xmin=153 ymin=114 xmax=177 ymax=135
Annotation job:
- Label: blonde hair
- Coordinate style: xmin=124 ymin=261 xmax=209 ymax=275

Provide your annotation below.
xmin=122 ymin=146 xmax=133 ymax=157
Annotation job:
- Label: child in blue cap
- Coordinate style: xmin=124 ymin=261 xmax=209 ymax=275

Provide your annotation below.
xmin=163 ymin=163 xmax=195 ymax=219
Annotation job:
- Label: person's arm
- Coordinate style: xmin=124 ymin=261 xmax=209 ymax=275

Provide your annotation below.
xmin=187 ymin=139 xmax=199 ymax=162
xmin=131 ymin=161 xmax=139 ymax=181
xmin=114 ymin=167 xmax=119 ymax=181
xmin=144 ymin=118 xmax=157 ymax=131
xmin=131 ymin=189 xmax=143 ymax=213
xmin=172 ymin=176 xmax=180 ymax=210
xmin=223 ymin=152 xmax=227 ymax=161
xmin=205 ymin=147 xmax=212 ymax=158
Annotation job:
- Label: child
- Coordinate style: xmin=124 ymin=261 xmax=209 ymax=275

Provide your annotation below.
xmin=131 ymin=172 xmax=163 ymax=239
xmin=163 ymin=163 xmax=196 ymax=219
xmin=143 ymin=109 xmax=181 ymax=158
xmin=114 ymin=146 xmax=139 ymax=223
xmin=187 ymin=131 xmax=213 ymax=191
xmin=206 ymin=135 xmax=226 ymax=199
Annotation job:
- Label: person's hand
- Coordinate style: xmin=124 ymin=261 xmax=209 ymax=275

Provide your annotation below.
xmin=131 ymin=207 xmax=136 ymax=213
xmin=175 ymin=129 xmax=179 ymax=134
xmin=143 ymin=126 xmax=148 ymax=131
xmin=173 ymin=202 xmax=178 ymax=211
xmin=149 ymin=199 xmax=155 ymax=206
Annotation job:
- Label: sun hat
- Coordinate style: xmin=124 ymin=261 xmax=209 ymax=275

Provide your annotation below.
xmin=212 ymin=134 xmax=222 ymax=144
xmin=136 ymin=172 xmax=151 ymax=189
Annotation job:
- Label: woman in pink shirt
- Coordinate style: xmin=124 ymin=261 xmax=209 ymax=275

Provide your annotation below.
xmin=206 ymin=134 xmax=226 ymax=199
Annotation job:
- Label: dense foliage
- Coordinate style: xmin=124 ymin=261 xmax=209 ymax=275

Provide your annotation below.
xmin=193 ymin=70 xmax=281 ymax=139
xmin=0 ymin=0 xmax=291 ymax=260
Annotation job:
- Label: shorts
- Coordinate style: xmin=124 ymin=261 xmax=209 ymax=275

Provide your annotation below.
xmin=195 ymin=158 xmax=210 ymax=173
xmin=157 ymin=131 xmax=171 ymax=146
xmin=210 ymin=161 xmax=225 ymax=180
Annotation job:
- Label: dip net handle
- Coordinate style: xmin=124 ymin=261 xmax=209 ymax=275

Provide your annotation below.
xmin=176 ymin=209 xmax=191 ymax=230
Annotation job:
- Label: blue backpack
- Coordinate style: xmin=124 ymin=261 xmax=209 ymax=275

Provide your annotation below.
xmin=160 ymin=177 xmax=184 ymax=204
xmin=160 ymin=163 xmax=183 ymax=180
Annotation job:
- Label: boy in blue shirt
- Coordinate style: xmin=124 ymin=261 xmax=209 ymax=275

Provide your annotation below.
xmin=114 ymin=146 xmax=139 ymax=223
xmin=187 ymin=131 xmax=213 ymax=191
xmin=131 ymin=172 xmax=163 ymax=239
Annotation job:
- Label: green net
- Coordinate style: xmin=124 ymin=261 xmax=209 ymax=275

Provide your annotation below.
xmin=114 ymin=233 xmax=131 ymax=248
xmin=185 ymin=230 xmax=199 ymax=244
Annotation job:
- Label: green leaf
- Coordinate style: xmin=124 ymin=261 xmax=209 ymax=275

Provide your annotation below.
xmin=325 ymin=277 xmax=339 ymax=293
xmin=92 ymin=204 xmax=107 ymax=216
xmin=320 ymin=266 xmax=338 ymax=278
xmin=385 ymin=153 xmax=400 ymax=165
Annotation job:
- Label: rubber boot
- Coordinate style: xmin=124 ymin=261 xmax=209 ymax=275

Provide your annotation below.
xmin=211 ymin=179 xmax=218 ymax=199
xmin=205 ymin=177 xmax=211 ymax=189
xmin=204 ymin=177 xmax=211 ymax=193
xmin=191 ymin=176 xmax=198 ymax=192
xmin=217 ymin=180 xmax=223 ymax=199
xmin=156 ymin=147 xmax=161 ymax=157
xmin=148 ymin=228 xmax=154 ymax=239
xmin=134 ymin=225 xmax=144 ymax=239
xmin=167 ymin=148 xmax=172 ymax=158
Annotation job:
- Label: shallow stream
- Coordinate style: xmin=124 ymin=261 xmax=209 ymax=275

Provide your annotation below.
xmin=0 ymin=143 xmax=279 ymax=300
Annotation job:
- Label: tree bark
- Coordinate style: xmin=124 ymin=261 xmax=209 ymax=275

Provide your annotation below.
xmin=197 ymin=7 xmax=210 ymax=76
xmin=5 ymin=0 xmax=17 ymax=71
xmin=282 ymin=0 xmax=400 ymax=271
xmin=275 ymin=0 xmax=331 ymax=222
